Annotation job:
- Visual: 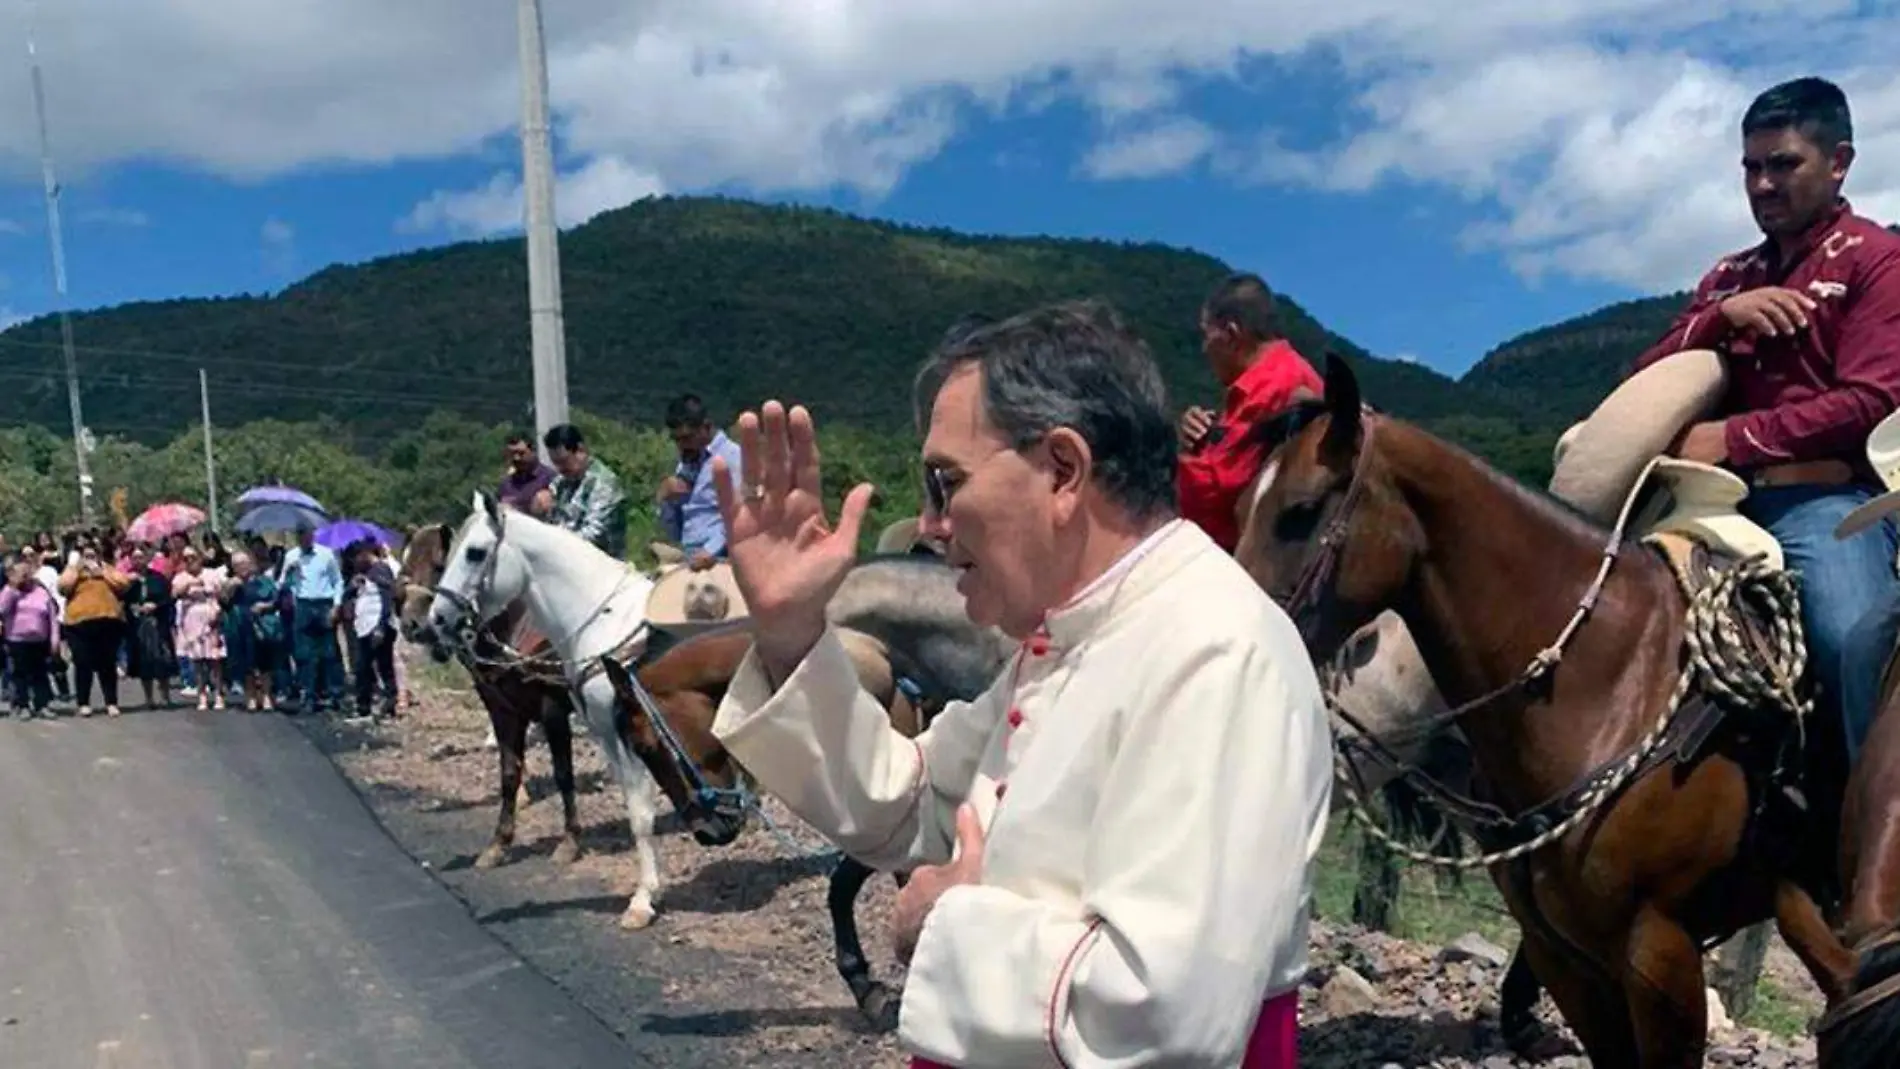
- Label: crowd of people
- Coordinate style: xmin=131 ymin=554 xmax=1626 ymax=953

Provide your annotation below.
xmin=0 ymin=524 xmax=411 ymax=720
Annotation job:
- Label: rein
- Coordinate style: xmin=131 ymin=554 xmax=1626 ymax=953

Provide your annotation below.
xmin=611 ymin=651 xmax=838 ymax=859
xmin=420 ymin=523 xmax=835 ymax=859
xmin=426 ymin=511 xmax=643 ymax=685
xmin=1302 ymin=432 xmax=1810 ymax=870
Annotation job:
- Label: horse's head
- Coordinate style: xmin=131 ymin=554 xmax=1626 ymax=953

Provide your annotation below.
xmin=1233 ymin=355 xmax=1422 ymax=662
xmin=424 ymin=490 xmax=530 ymax=663
xmin=396 ymin=522 xmax=455 ymax=645
xmin=599 ymin=652 xmax=748 ymax=848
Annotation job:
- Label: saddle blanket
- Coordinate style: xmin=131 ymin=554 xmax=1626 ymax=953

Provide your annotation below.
xmin=908 ymin=988 xmax=1297 ymax=1068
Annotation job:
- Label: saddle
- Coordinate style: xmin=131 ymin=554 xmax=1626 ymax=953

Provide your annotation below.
xmin=1627 ymin=457 xmax=1784 ymax=572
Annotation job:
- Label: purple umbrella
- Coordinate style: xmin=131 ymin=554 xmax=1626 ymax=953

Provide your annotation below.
xmin=314 ymin=518 xmax=402 ymax=552
xmin=237 ymin=485 xmax=325 ymax=514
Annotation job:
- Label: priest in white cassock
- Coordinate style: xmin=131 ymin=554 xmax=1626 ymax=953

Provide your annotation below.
xmin=708 ymin=299 xmax=1334 ymax=1068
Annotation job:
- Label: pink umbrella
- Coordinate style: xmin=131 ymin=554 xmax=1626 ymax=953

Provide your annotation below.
xmin=125 ymin=502 xmax=206 ymax=544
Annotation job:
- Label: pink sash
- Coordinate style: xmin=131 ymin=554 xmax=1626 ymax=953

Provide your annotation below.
xmin=908 ymin=988 xmax=1298 ymax=1068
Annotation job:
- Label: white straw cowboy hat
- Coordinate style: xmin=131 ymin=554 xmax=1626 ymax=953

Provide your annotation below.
xmin=875 ymin=515 xmax=946 ymax=556
xmin=646 ymin=560 xmax=749 ymax=628
xmin=1835 ymin=408 xmax=1900 ymax=539
xmin=1548 ymin=348 xmax=1729 ymax=524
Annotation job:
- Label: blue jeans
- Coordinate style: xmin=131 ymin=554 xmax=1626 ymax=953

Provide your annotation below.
xmin=1742 ymin=484 xmax=1900 ymax=761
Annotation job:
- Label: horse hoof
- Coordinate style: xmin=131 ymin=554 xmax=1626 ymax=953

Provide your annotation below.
xmin=619 ymin=902 xmax=656 ymax=930
xmin=1505 ymin=1022 xmax=1575 ymax=1062
xmin=551 ymin=839 xmax=583 ymax=865
xmin=860 ymin=982 xmax=901 ymax=1032
xmin=474 ymin=844 xmax=508 ymax=870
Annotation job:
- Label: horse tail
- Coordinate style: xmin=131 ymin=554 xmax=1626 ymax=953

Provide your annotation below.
xmin=1372 ymin=769 xmax=1469 ymax=890
xmin=1819 ymin=931 xmax=1900 ymax=1069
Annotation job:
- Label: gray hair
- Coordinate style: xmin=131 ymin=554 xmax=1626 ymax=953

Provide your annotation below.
xmin=912 ymin=299 xmax=1179 ymax=519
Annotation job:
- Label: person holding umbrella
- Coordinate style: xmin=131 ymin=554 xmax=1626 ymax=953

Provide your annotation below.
xmin=278 ymin=521 xmax=344 ymax=714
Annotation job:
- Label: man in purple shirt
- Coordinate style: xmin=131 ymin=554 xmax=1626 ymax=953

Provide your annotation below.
xmin=497 ymin=432 xmax=556 ymax=517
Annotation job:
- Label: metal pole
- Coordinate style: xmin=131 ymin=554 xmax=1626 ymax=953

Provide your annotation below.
xmin=26 ymin=13 xmax=93 ymax=526
xmin=200 ymin=368 xmax=219 ymax=531
xmin=517 ymin=0 xmax=568 ymax=460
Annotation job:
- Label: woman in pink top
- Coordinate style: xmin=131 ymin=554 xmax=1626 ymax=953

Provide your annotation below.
xmin=1 ymin=560 xmax=61 ymax=718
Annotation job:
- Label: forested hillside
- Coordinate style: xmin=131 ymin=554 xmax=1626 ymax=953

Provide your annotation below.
xmin=0 ymin=195 xmax=1497 ymax=443
xmin=4 ymin=199 xmax=1891 ymax=537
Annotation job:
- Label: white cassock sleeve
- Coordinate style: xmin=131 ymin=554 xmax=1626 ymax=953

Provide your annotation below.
xmin=713 ymin=625 xmax=1006 ymax=870
xmin=898 ymin=634 xmax=1334 ymax=1068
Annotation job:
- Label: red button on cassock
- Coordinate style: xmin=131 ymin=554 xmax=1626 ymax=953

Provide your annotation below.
xmin=1026 ymin=636 xmax=1050 ymax=657
xmin=994 ymin=782 xmax=1008 ymax=799
xmin=1007 ymin=708 xmax=1023 ymax=728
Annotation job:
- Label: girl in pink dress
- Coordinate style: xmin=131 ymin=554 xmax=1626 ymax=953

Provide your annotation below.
xmin=171 ymin=548 xmax=227 ymax=711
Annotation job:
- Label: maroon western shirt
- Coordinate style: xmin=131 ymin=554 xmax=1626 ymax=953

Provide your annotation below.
xmin=1630 ymin=199 xmax=1900 ymax=471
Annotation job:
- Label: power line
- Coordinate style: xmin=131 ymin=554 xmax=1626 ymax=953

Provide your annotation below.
xmin=25 ymin=3 xmax=93 ymax=525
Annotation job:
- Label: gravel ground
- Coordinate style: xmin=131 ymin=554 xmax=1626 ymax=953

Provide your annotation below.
xmin=297 ymin=649 xmax=1827 ymax=1067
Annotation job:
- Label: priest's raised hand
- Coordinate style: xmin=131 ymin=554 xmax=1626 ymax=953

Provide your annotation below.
xmin=712 ymin=400 xmax=876 ymax=687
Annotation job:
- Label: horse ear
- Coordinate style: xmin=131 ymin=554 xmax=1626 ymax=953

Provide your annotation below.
xmin=433 ymin=523 xmax=455 ymax=550
xmin=1321 ymin=353 xmax=1363 ymax=463
xmin=479 ymin=489 xmax=502 ymax=529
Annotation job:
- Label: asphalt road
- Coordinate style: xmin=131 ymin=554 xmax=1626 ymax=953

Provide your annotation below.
xmin=0 ymin=710 xmax=644 ymax=1069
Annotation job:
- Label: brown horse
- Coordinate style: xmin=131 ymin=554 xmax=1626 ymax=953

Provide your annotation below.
xmin=1816 ymin=658 xmax=1900 ymax=1068
xmin=396 ymin=524 xmax=586 ymax=869
xmin=598 ymin=623 xmax=942 ymax=1029
xmin=1233 ymin=354 xmax=1883 ymax=1067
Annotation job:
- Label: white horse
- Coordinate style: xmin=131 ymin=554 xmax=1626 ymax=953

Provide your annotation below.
xmin=424 ymin=490 xmax=666 ymax=930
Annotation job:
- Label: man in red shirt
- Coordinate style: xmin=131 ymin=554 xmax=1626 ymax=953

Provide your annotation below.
xmin=1176 ymin=273 xmax=1325 ymax=552
xmin=1630 ymin=76 xmax=1900 ymax=761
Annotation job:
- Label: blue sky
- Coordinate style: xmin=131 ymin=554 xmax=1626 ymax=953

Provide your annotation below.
xmin=1 ymin=0 xmax=1896 ymax=383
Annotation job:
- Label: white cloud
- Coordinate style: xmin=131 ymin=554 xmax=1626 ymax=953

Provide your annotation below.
xmin=0 ymin=1 xmax=1894 ymax=290
xmin=0 ymin=306 xmax=26 ymax=331
xmin=1081 ymin=118 xmax=1217 ymax=180
xmin=0 ymin=218 xmax=23 ymax=235
xmin=400 ymin=155 xmax=666 ymax=238
xmin=261 ymin=217 xmax=294 ymax=247
xmin=76 ymin=207 xmax=149 ymax=228
xmin=260 ymin=216 xmax=295 ymax=275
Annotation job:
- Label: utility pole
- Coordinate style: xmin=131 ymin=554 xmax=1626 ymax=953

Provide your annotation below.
xmin=517 ymin=0 xmax=569 ymax=460
xmin=199 ymin=368 xmax=219 ymax=530
xmin=26 ymin=10 xmax=93 ymax=525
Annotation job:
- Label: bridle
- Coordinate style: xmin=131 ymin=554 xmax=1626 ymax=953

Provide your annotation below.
xmin=426 ymin=511 xmax=638 ymax=683
xmin=1272 ymin=407 xmax=1382 ymax=647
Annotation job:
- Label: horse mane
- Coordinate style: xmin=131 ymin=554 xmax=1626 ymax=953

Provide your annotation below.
xmin=1238 ymin=396 xmax=1614 ymax=550
xmin=1376 ymin=417 xmax=1613 ymax=548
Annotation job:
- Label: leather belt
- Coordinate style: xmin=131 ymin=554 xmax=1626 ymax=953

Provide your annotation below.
xmin=1748 ymin=459 xmax=1857 ymax=488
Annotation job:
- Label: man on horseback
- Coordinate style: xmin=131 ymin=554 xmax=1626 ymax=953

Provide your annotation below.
xmin=1628 ymin=76 xmax=1900 ymax=760
xmin=708 ymin=300 xmax=1330 ymax=1067
xmin=656 ymin=393 xmax=743 ymax=570
xmin=1176 ymin=273 xmax=1324 ymax=552
xmin=543 ymin=422 xmax=629 ymax=560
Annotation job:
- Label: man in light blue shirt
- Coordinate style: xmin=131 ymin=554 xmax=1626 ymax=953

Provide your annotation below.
xmin=657 ymin=394 xmax=744 ymax=570
xmin=279 ymin=524 xmax=344 ymax=713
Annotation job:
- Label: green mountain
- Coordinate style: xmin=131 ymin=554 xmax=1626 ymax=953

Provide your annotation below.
xmin=0 ymin=195 xmax=1502 ymax=449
